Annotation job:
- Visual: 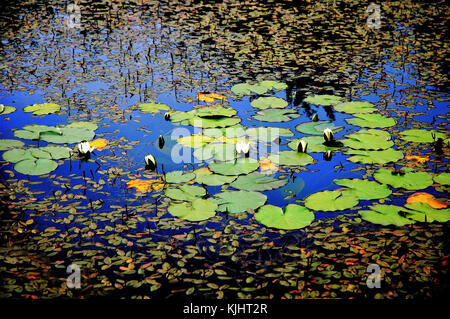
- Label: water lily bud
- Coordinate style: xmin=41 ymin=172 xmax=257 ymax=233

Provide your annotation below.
xmin=311 ymin=113 xmax=319 ymax=122
xmin=236 ymin=140 xmax=250 ymax=157
xmin=77 ymin=141 xmax=95 ymax=155
xmin=158 ymin=135 xmax=165 ymax=149
xmin=323 ymin=128 xmax=334 ymax=143
xmin=164 ymin=112 xmax=171 ymax=121
xmin=296 ymin=139 xmax=308 ymax=153
xmin=323 ymin=150 xmax=333 ymax=161
xmin=144 ymin=154 xmax=157 ymax=170
xmin=0 ymin=105 xmax=4 ymax=113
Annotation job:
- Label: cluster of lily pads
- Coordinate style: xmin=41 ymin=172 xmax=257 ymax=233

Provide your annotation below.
xmin=129 ymin=84 xmax=449 ymax=230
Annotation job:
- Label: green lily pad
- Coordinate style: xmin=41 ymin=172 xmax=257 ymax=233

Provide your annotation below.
xmin=40 ymin=127 xmax=95 ymax=144
xmin=23 ymin=103 xmax=60 ymax=115
xmin=169 ymin=110 xmax=196 ymax=123
xmin=213 ymin=190 xmax=267 ymax=214
xmin=259 ymin=80 xmax=287 ymax=91
xmin=2 ymin=148 xmax=34 ymax=163
xmin=138 ymin=102 xmax=170 ymax=114
xmin=359 ymin=204 xmax=416 ymax=226
xmin=231 ymin=83 xmax=268 ymax=95
xmin=304 ymin=94 xmax=342 ymax=106
xmin=333 ymin=179 xmax=392 ymax=200
xmin=334 ymin=101 xmax=376 ymax=114
xmin=38 ymin=146 xmax=72 ymax=159
xmin=255 ymin=204 xmax=315 ymax=230
xmin=193 ymin=167 xmax=237 ymax=186
xmin=342 ymin=131 xmax=393 ymax=150
xmin=405 ymin=202 xmax=450 ymax=223
xmin=193 ymin=143 xmax=237 ymax=161
xmin=14 ymin=158 xmax=58 ymax=176
xmin=203 ymin=125 xmax=246 ymax=139
xmin=177 ymin=135 xmax=214 ymax=148
xmin=373 ymin=168 xmax=433 ymax=190
xmin=195 ymin=106 xmax=236 ymax=118
xmin=253 ymin=109 xmax=299 ymax=122
xmin=0 ymin=139 xmax=25 ymax=151
xmin=0 ymin=105 xmax=16 ymax=115
xmin=295 ymin=121 xmax=343 ymax=135
xmin=168 ymin=198 xmax=217 ymax=221
xmin=189 ymin=116 xmax=241 ymax=128
xmin=345 ymin=113 xmax=396 ymax=128
xmin=288 ymin=136 xmax=342 ymax=153
xmin=304 ymin=190 xmax=359 ymax=211
xmin=346 ymin=148 xmax=404 ymax=164
xmin=246 ymin=127 xmax=293 ymax=142
xmin=433 ymin=172 xmax=450 ymax=186
xmin=250 ymin=97 xmax=288 ymax=109
xmin=66 ymin=121 xmax=98 ymax=131
xmin=268 ymin=151 xmax=314 ymax=166
xmin=230 ymin=172 xmax=288 ymax=191
xmin=399 ymin=129 xmax=447 ymax=143
xmin=14 ymin=125 xmax=60 ymax=140
xmin=164 ymin=170 xmax=196 ymax=183
xmin=208 ymin=158 xmax=259 ymax=176
xmin=165 ymin=184 xmax=206 ymax=201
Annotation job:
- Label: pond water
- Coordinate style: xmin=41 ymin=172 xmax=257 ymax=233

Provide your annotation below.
xmin=0 ymin=0 xmax=448 ymax=300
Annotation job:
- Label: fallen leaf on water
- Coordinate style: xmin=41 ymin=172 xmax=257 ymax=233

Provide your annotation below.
xmin=126 ymin=179 xmax=164 ymax=192
xmin=406 ymin=192 xmax=447 ymax=209
xmin=196 ymin=92 xmax=225 ymax=102
xmin=404 ymin=155 xmax=429 ymax=167
xmin=258 ymin=157 xmax=279 ymax=173
xmin=89 ymin=138 xmax=108 ymax=151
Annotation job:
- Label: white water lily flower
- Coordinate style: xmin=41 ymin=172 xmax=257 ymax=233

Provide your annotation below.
xmin=297 ymin=139 xmax=308 ymax=153
xmin=77 ymin=141 xmax=95 ymax=155
xmin=144 ymin=154 xmax=157 ymax=170
xmin=236 ymin=140 xmax=250 ymax=156
xmin=323 ymin=128 xmax=334 ymax=143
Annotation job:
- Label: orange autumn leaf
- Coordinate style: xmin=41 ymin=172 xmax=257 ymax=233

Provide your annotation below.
xmin=404 ymin=155 xmax=429 ymax=167
xmin=126 ymin=179 xmax=164 ymax=192
xmin=196 ymin=92 xmax=225 ymax=102
xmin=89 ymin=138 xmax=108 ymax=151
xmin=258 ymin=157 xmax=278 ymax=173
xmin=406 ymin=192 xmax=447 ymax=209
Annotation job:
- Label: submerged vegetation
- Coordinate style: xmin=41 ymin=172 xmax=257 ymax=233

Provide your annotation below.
xmin=0 ymin=0 xmax=448 ymax=300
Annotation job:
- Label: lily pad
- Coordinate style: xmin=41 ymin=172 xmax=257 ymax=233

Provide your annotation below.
xmin=164 ymin=170 xmax=195 ymax=183
xmin=268 ymin=151 xmax=314 ymax=166
xmin=208 ymin=158 xmax=259 ymax=176
xmin=189 ymin=116 xmax=241 ymax=128
xmin=193 ymin=167 xmax=237 ymax=186
xmin=23 ymin=103 xmax=60 ymax=115
xmin=399 ymin=129 xmax=447 ymax=143
xmin=2 ymin=148 xmax=34 ymax=163
xmin=295 ymin=121 xmax=343 ymax=135
xmin=259 ymin=80 xmax=287 ymax=91
xmin=230 ymin=172 xmax=288 ymax=191
xmin=40 ymin=127 xmax=95 ymax=144
xmin=195 ymin=106 xmax=236 ymax=118
xmin=288 ymin=136 xmax=342 ymax=153
xmin=38 ymin=146 xmax=72 ymax=159
xmin=346 ymin=148 xmax=403 ymax=164
xmin=14 ymin=158 xmax=58 ymax=176
xmin=334 ymin=101 xmax=376 ymax=114
xmin=433 ymin=172 xmax=450 ymax=186
xmin=231 ymin=83 xmax=268 ymax=95
xmin=165 ymin=184 xmax=206 ymax=201
xmin=203 ymin=125 xmax=246 ymax=139
xmin=342 ymin=131 xmax=393 ymax=150
xmin=304 ymin=94 xmax=342 ymax=106
xmin=304 ymin=190 xmax=359 ymax=211
xmin=405 ymin=202 xmax=450 ymax=223
xmin=0 ymin=139 xmax=24 ymax=151
xmin=255 ymin=204 xmax=315 ymax=230
xmin=345 ymin=113 xmax=396 ymax=128
xmin=359 ymin=204 xmax=416 ymax=226
xmin=246 ymin=127 xmax=293 ymax=142
xmin=250 ymin=97 xmax=288 ymax=109
xmin=0 ymin=105 xmax=16 ymax=115
xmin=168 ymin=198 xmax=217 ymax=221
xmin=373 ymin=168 xmax=433 ymax=190
xmin=333 ymin=179 xmax=392 ymax=200
xmin=213 ymin=190 xmax=267 ymax=214
xmin=169 ymin=110 xmax=196 ymax=123
xmin=66 ymin=121 xmax=98 ymax=131
xmin=138 ymin=102 xmax=170 ymax=114
xmin=253 ymin=109 xmax=299 ymax=122
xmin=177 ymin=135 xmax=214 ymax=148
